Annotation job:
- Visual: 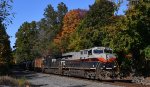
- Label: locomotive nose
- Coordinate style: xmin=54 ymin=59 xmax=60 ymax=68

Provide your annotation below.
xmin=106 ymin=54 xmax=116 ymax=62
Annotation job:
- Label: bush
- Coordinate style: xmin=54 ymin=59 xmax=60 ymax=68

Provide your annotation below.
xmin=0 ymin=76 xmax=29 ymax=87
xmin=144 ymin=46 xmax=150 ymax=60
xmin=0 ymin=63 xmax=9 ymax=75
xmin=0 ymin=76 xmax=18 ymax=86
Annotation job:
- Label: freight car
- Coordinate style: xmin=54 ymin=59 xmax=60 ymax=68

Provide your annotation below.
xmin=42 ymin=47 xmax=119 ymax=80
xmin=34 ymin=57 xmax=45 ymax=72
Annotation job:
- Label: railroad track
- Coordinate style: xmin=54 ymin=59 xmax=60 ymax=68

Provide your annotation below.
xmin=45 ymin=73 xmax=150 ymax=87
xmin=14 ymin=68 xmax=150 ymax=87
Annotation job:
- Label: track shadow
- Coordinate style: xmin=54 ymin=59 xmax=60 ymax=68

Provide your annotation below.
xmin=30 ymin=84 xmax=48 ymax=87
xmin=99 ymin=79 xmax=132 ymax=83
xmin=11 ymin=70 xmax=39 ymax=80
xmin=67 ymin=84 xmax=87 ymax=87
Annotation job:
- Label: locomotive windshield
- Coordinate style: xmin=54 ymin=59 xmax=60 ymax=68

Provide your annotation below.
xmin=93 ymin=50 xmax=103 ymax=54
xmin=104 ymin=49 xmax=112 ymax=53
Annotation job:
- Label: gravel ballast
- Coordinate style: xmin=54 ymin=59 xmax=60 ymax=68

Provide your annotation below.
xmin=26 ymin=72 xmax=122 ymax=87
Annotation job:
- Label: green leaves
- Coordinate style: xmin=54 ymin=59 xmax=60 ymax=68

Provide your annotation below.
xmin=14 ymin=1 xmax=150 ymax=74
xmin=0 ymin=0 xmax=13 ymax=24
xmin=0 ymin=22 xmax=12 ymax=64
xmin=15 ymin=2 xmax=68 ymax=62
xmin=57 ymin=2 xmax=68 ymax=24
xmin=15 ymin=21 xmax=38 ymax=63
xmin=69 ymin=0 xmax=116 ymax=51
xmin=143 ymin=46 xmax=150 ymax=60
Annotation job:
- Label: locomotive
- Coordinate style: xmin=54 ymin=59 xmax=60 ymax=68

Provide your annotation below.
xmin=41 ymin=47 xmax=119 ymax=80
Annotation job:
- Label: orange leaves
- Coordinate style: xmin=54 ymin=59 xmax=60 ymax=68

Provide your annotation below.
xmin=62 ymin=9 xmax=86 ymax=37
xmin=54 ymin=9 xmax=87 ymax=47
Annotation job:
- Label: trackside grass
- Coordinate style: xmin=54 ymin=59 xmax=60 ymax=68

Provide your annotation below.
xmin=0 ymin=76 xmax=29 ymax=87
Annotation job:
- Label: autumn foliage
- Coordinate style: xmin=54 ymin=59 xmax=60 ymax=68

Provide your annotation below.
xmin=14 ymin=1 xmax=150 ymax=77
xmin=54 ymin=9 xmax=87 ymax=52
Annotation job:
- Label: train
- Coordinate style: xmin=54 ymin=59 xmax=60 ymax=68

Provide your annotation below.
xmin=23 ymin=47 xmax=119 ymax=80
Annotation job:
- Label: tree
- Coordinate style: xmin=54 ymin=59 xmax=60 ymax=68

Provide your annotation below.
xmin=35 ymin=3 xmax=68 ymax=57
xmin=0 ymin=22 xmax=13 ymax=74
xmin=0 ymin=22 xmax=12 ymax=64
xmin=15 ymin=21 xmax=38 ymax=63
xmin=57 ymin=2 xmax=68 ymax=25
xmin=95 ymin=0 xmax=100 ymax=3
xmin=101 ymin=0 xmax=150 ymax=76
xmin=0 ymin=0 xmax=13 ymax=74
xmin=42 ymin=3 xmax=68 ymax=41
xmin=0 ymin=0 xmax=13 ymax=24
xmin=69 ymin=0 xmax=116 ymax=51
xmin=54 ymin=9 xmax=87 ymax=52
xmin=44 ymin=4 xmax=57 ymax=26
xmin=102 ymin=16 xmax=138 ymax=53
xmin=125 ymin=0 xmax=150 ymax=74
xmin=143 ymin=46 xmax=150 ymax=60
xmin=101 ymin=16 xmax=136 ymax=74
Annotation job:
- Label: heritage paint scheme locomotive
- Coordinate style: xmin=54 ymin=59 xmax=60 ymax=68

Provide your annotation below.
xmin=42 ymin=47 xmax=118 ymax=80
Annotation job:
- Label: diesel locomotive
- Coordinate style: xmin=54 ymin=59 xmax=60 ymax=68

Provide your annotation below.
xmin=40 ymin=47 xmax=119 ymax=80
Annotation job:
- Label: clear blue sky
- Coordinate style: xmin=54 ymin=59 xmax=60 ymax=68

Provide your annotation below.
xmin=6 ymin=0 xmax=128 ymax=48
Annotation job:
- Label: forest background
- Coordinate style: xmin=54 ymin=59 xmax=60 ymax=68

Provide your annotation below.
xmin=0 ymin=0 xmax=150 ymax=76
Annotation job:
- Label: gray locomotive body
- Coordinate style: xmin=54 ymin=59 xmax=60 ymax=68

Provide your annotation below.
xmin=43 ymin=47 xmax=118 ymax=80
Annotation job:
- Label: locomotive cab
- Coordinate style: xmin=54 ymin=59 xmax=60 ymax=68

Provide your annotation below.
xmin=86 ymin=47 xmax=117 ymax=63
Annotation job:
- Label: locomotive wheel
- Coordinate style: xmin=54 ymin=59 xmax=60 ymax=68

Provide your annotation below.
xmin=99 ymin=70 xmax=106 ymax=80
xmin=84 ymin=72 xmax=90 ymax=79
xmin=96 ymin=70 xmax=111 ymax=80
xmin=41 ymin=66 xmax=45 ymax=73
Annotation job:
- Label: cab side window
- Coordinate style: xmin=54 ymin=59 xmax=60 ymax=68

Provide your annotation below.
xmin=81 ymin=51 xmax=83 ymax=55
xmin=84 ymin=50 xmax=88 ymax=54
xmin=88 ymin=50 xmax=92 ymax=55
